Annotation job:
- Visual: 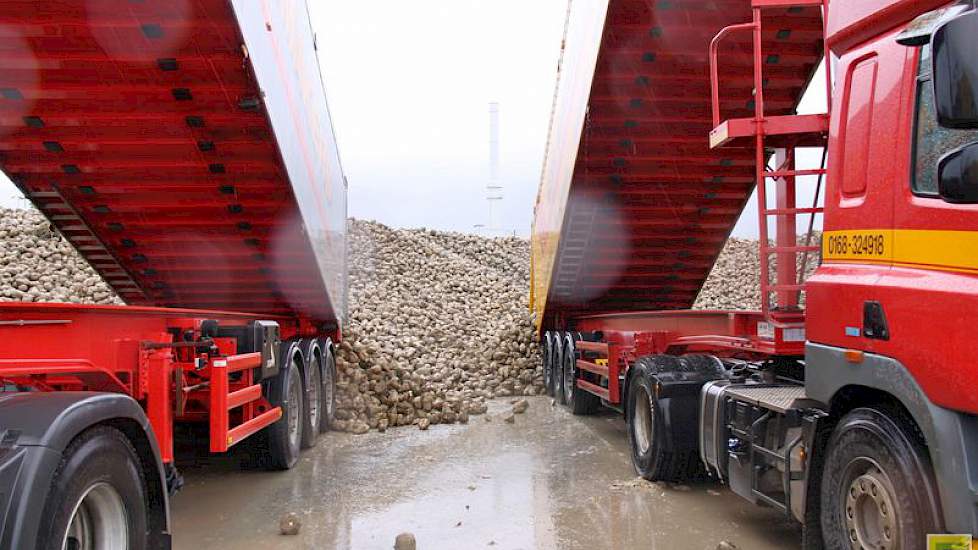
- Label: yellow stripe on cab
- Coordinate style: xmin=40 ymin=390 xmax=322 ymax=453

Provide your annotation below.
xmin=823 ymin=229 xmax=978 ymax=274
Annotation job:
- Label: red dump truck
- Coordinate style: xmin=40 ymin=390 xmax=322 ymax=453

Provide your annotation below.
xmin=533 ymin=0 xmax=978 ymax=546
xmin=0 ymin=1 xmax=347 ymax=548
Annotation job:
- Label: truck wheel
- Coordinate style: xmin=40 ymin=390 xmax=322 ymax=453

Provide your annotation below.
xmin=562 ymin=335 xmax=599 ymax=415
xmin=626 ymin=359 xmax=701 ymax=481
xmin=820 ymin=407 xmax=941 ymax=550
xmin=37 ymin=426 xmax=148 ymax=550
xmin=300 ymin=350 xmax=322 ymax=449
xmin=319 ymin=345 xmax=337 ymax=433
xmin=543 ymin=332 xmax=555 ymax=397
xmin=266 ymin=357 xmax=304 ymax=470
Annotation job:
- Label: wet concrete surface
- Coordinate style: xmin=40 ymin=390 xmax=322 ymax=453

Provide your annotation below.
xmin=171 ymin=397 xmax=802 ymax=549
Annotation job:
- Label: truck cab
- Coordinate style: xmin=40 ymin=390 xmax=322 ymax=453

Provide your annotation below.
xmin=806 ymin=0 xmax=978 ymax=539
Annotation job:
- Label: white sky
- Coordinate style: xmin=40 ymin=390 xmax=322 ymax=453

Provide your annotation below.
xmin=0 ymin=1 xmax=827 ymax=238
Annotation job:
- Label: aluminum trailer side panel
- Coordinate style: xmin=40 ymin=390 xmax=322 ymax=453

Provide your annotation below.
xmin=531 ymin=0 xmax=610 ymax=331
xmin=0 ymin=0 xmax=346 ymax=327
xmin=531 ymin=0 xmax=823 ymax=329
xmin=230 ymin=0 xmax=347 ymax=326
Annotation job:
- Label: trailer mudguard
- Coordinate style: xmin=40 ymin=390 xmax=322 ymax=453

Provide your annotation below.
xmin=0 ymin=392 xmax=171 ymax=550
xmin=626 ymin=354 xmax=730 ymax=401
xmin=626 ymin=355 xmax=730 ymax=448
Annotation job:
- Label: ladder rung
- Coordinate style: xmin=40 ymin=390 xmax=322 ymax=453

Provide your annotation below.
xmin=765 ymin=284 xmax=805 ymax=291
xmin=762 ymin=207 xmax=823 ymax=216
xmin=764 ymin=169 xmax=826 ymax=178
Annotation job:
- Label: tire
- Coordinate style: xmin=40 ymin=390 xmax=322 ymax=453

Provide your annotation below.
xmin=562 ymin=335 xmax=600 ymax=415
xmin=36 ymin=425 xmax=149 ymax=550
xmin=319 ymin=344 xmax=337 ymax=433
xmin=553 ymin=333 xmax=566 ymax=405
xmin=266 ymin=357 xmax=304 ymax=470
xmin=626 ymin=358 xmax=702 ymax=482
xmin=819 ymin=407 xmax=942 ymax=550
xmin=300 ymin=347 xmax=322 ymax=449
xmin=543 ymin=332 xmax=555 ymax=397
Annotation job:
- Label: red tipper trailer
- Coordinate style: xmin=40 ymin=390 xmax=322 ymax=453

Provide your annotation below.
xmin=534 ymin=0 xmax=978 ymax=545
xmin=0 ymin=1 xmax=347 ymax=548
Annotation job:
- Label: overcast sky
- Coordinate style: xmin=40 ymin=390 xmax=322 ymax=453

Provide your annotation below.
xmin=0 ymin=1 xmax=825 ymax=238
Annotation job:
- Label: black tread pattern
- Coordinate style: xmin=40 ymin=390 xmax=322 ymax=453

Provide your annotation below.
xmin=654 ymin=450 xmax=706 ymax=482
xmin=37 ymin=425 xmax=148 ymax=550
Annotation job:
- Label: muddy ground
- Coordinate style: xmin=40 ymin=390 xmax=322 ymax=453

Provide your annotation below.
xmin=170 ymin=397 xmax=801 ymax=549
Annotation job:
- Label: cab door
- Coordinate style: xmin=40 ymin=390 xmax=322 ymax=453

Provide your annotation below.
xmin=806 ymin=33 xmax=905 ymax=351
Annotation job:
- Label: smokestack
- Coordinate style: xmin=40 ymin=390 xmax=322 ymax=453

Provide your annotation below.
xmin=485 ymin=102 xmax=503 ymax=232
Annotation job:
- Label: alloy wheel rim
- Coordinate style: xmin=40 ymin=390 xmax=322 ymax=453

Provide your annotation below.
xmin=323 ymin=360 xmax=335 ymax=418
xmin=288 ymin=368 xmax=302 ymax=449
xmin=563 ymin=350 xmax=574 ymax=402
xmin=62 ymin=482 xmax=128 ymax=550
xmin=307 ymin=362 xmax=322 ymax=432
xmin=843 ymin=460 xmax=900 ymax=550
xmin=633 ymin=386 xmax=654 ymax=454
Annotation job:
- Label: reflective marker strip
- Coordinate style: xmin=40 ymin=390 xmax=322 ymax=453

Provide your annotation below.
xmin=823 ymin=229 xmax=978 ymax=274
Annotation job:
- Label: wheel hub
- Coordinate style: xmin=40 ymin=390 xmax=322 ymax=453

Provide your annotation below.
xmin=633 ymin=387 xmax=654 ymax=454
xmin=845 ymin=467 xmax=899 ymax=550
xmin=563 ymin=353 xmax=574 ymax=401
xmin=288 ymin=372 xmax=302 ymax=448
xmin=62 ymin=482 xmax=128 ymax=550
xmin=308 ymin=364 xmax=321 ymax=429
xmin=323 ymin=363 xmax=335 ymax=419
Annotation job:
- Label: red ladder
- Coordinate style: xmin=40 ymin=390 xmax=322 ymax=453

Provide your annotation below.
xmin=709 ymin=0 xmax=830 ymax=331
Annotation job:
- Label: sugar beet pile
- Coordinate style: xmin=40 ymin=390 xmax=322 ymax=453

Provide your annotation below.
xmin=0 ymin=208 xmax=121 ymax=304
xmin=332 ymin=219 xmax=543 ymax=433
xmin=0 ymin=207 xmax=820 ymax=433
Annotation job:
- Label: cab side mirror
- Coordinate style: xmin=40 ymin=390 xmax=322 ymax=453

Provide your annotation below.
xmin=933 ymin=9 xmax=978 ymax=128
xmin=938 ymin=142 xmax=978 ymax=203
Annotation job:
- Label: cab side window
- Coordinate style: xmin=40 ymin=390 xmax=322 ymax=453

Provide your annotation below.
xmin=912 ymin=45 xmax=978 ymax=195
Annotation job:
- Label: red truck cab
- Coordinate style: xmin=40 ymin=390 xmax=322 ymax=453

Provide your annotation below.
xmin=806 ymin=0 xmax=978 ymax=537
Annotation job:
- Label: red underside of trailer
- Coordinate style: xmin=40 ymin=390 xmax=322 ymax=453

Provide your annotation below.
xmin=567 ymin=308 xmax=804 ymax=404
xmin=0 ymin=0 xmax=332 ymax=320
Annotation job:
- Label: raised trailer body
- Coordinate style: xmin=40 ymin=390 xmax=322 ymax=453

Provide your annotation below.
xmin=0 ymin=1 xmax=347 ymax=547
xmin=0 ymin=0 xmax=347 ymax=326
xmin=535 ymin=0 xmax=978 ymax=545
xmin=531 ymin=0 xmax=823 ymax=328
